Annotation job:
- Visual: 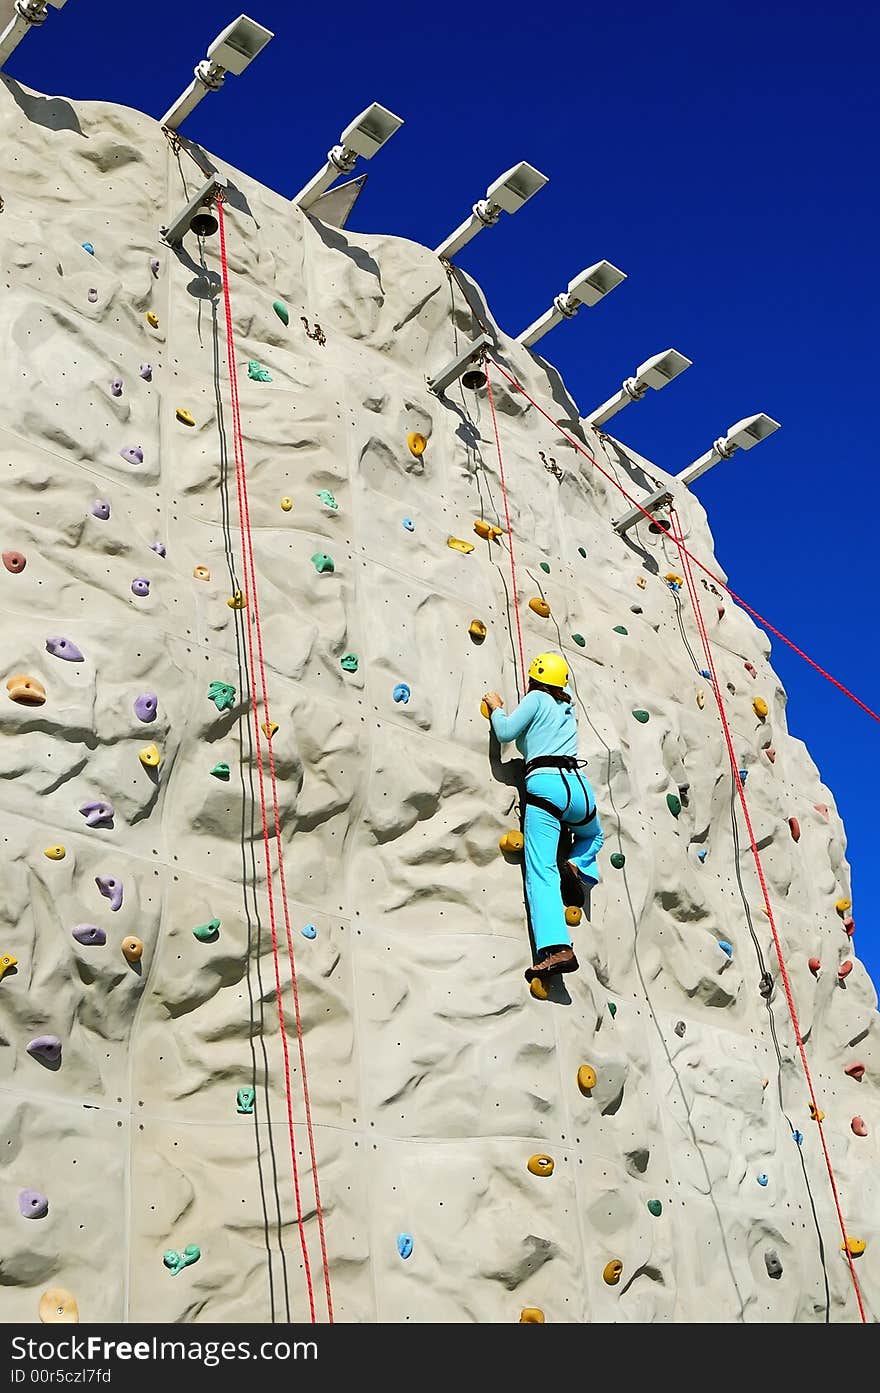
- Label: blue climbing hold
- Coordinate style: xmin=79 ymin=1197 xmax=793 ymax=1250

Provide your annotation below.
xmin=699 ymin=669 xmax=712 ymax=681
xmin=757 ymin=1173 xmax=769 ymax=1187
xmin=697 ymin=848 xmax=708 ymax=862
xmin=397 ymin=1233 xmax=414 ymax=1260
xmin=393 ymin=683 xmax=411 ymax=704
xmin=717 ymin=940 xmax=733 ymax=957
xmin=738 ymin=770 xmax=748 ymax=784
xmin=402 ymin=518 xmax=414 ymax=532
xmin=301 ymin=924 xmax=317 ymax=940
xmin=792 ymin=1129 xmax=804 ymax=1147
xmin=82 ymin=242 xmax=94 ymax=256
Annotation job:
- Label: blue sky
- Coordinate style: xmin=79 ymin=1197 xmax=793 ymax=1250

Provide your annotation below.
xmin=7 ymin=1 xmax=879 ymax=993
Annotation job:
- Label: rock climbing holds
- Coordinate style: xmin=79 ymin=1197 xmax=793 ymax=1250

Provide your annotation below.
xmin=696 ymin=689 xmax=705 ymax=709
xmin=393 ymin=683 xmax=411 ymax=704
xmin=280 ymin=497 xmax=293 ymax=511
xmin=608 ymin=852 xmax=625 ymax=870
xmin=841 ymin=1237 xmax=866 ymax=1258
xmin=120 ymin=446 xmax=144 ymax=465
xmin=176 ymin=408 xmax=195 ymax=427
xmin=792 ymin=1130 xmax=803 ymax=1146
xmin=82 ymin=242 xmax=94 ymax=255
xmin=527 ymin=1155 xmax=554 ymax=1177
xmin=697 ymin=848 xmax=708 ymax=863
xmin=397 ymin=1234 xmax=414 ymax=1260
xmin=635 ymin=576 xmax=646 ymax=589
xmin=835 ymin=897 xmax=851 ymax=914
xmin=838 ymin=960 xmax=853 ymax=981
xmin=844 ymin=1062 xmax=865 ymax=1081
xmin=843 ymin=916 xmax=855 ymax=937
xmin=7 ymin=674 xmax=46 ymax=704
xmin=529 ymin=598 xmax=551 ymax=618
xmin=612 ymin=625 xmax=628 ymax=636
xmin=193 ymin=565 xmax=211 ymax=582
xmin=666 ymin=793 xmax=681 ymax=818
xmin=301 ymin=924 xmax=317 ymax=940
xmin=44 ymin=846 xmax=66 ymax=860
xmin=27 ymin=1036 xmax=61 ymax=1064
xmin=79 ymin=800 xmax=114 ymax=828
xmin=577 ymin=1065 xmax=597 ymax=1094
xmin=122 ymin=936 xmax=143 ymax=963
xmin=809 ymin=1103 xmax=825 ymax=1121
xmin=744 ymin=661 xmax=757 ymax=677
xmin=815 ymin=803 xmax=830 ymax=820
xmin=565 ymin=906 xmax=582 ymax=926
xmin=0 ymin=953 xmax=17 ymax=981
xmin=632 ymin=709 xmax=650 ymax=723
xmin=402 ymin=518 xmax=415 ymax=531
xmin=39 ymin=1289 xmax=79 ymax=1324
xmin=88 ymin=289 xmax=98 ymax=303
xmin=519 ymin=1309 xmax=545 ymax=1323
xmin=764 ymin=1250 xmax=782 ymax=1279
xmin=340 ymin=654 xmax=359 ymax=673
xmin=261 ymin=721 xmax=278 ymax=738
xmin=608 ymin=1002 xmax=617 ymax=1018
xmin=407 ymin=433 xmax=427 ymax=457
xmin=717 ymin=940 xmax=733 ymax=957
xmin=757 ymin=1173 xmax=769 ymax=1186
xmin=647 ymin=1199 xmax=662 ymax=1217
xmin=138 ymin=744 xmax=161 ymax=769
xmin=247 ymin=360 xmax=272 ymax=381
xmin=163 ymin=1245 xmax=201 ymax=1275
xmin=468 ymin=620 xmax=487 ymax=644
xmin=131 ymin=578 xmax=150 ymax=598
xmin=95 ymin=876 xmax=123 ymax=912
xmin=193 ymin=919 xmax=220 ymax=943
xmin=529 ymin=976 xmax=550 ymax=1001
xmin=72 ymin=924 xmax=106 ymax=946
xmin=499 ymin=830 xmax=524 ymax=854
xmin=208 ymin=681 xmax=236 ymax=711
xmin=146 ymin=312 xmax=159 ymax=328
xmin=91 ymin=500 xmax=111 ymax=521
xmin=788 ymin=817 xmax=800 ymax=842
xmin=753 ymin=697 xmax=769 ymax=719
xmin=577 ymin=547 xmax=587 ymax=558
xmin=808 ymin=957 xmax=821 ymax=976
xmin=150 ymin=541 xmax=166 ymax=557
xmin=317 ymin=490 xmax=338 ymax=510
xmin=480 ymin=699 xmax=491 ymax=719
xmin=539 ymin=562 xmax=551 ymax=574
xmin=237 ymin=1087 xmax=255 ymax=1114
xmin=673 ymin=1021 xmax=686 ymax=1037
xmin=150 ymin=257 xmax=160 ymax=276
xmin=133 ymin=693 xmax=158 ymax=724
xmin=851 ymin=1116 xmax=868 ymax=1136
xmin=227 ymin=590 xmax=247 ymax=607
xmin=139 ymin=363 xmax=152 ymax=381
xmin=664 ymin=573 xmax=684 ymax=590
xmin=44 ymin=637 xmax=83 ymax=664
xmin=110 ymin=377 xmax=123 ymax=397
xmin=603 ymin=1260 xmax=623 ymax=1286
xmin=630 ymin=605 xmax=643 ymax=615
xmin=2 ymin=550 xmax=26 ymax=572
xmin=474 ymin=519 xmax=504 ymax=542
xmin=447 ymin=536 xmax=475 ymax=554
xmin=19 ymin=1189 xmax=49 ymax=1219
xmin=310 ymin=553 xmax=335 ymax=574
xmin=738 ymin=770 xmax=748 ymax=784
xmin=273 ymin=300 xmax=289 ymax=325
xmin=210 ymin=762 xmax=230 ymax=780
xmin=571 ymin=633 xmax=586 ymax=647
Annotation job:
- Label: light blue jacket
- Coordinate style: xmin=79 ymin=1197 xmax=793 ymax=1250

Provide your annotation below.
xmin=490 ymin=689 xmax=578 ymax=763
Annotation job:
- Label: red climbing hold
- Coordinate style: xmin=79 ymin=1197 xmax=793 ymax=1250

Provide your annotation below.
xmin=788 ymin=817 xmax=800 ymax=842
xmin=808 ymin=957 xmax=821 ymax=977
xmin=844 ymin=1062 xmax=865 ymax=1081
xmin=843 ymin=916 xmax=855 ymax=937
xmin=744 ymin=661 xmax=757 ymax=677
xmin=851 ymin=1116 xmax=868 ymax=1137
xmin=838 ymin=960 xmax=853 ymax=981
xmin=2 ymin=550 xmax=26 ymax=573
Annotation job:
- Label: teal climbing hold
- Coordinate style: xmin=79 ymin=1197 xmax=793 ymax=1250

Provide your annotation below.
xmin=193 ymin=918 xmax=220 ymax=943
xmin=571 ymin=633 xmax=586 ymax=647
xmin=608 ymin=1002 xmax=617 ymax=1018
xmin=539 ymin=562 xmax=551 ymax=574
xmin=317 ymin=490 xmax=338 ymax=510
xmin=666 ymin=793 xmax=682 ymax=818
xmin=311 ymin=552 xmax=335 ymax=573
xmin=163 ymin=1244 xmax=201 ymax=1276
xmin=632 ymin=709 xmax=650 ymax=723
xmin=272 ymin=300 xmax=289 ymax=325
xmin=207 ymin=681 xmax=236 ymax=712
xmin=578 ymin=547 xmax=587 ymax=558
xmin=610 ymin=852 xmax=626 ymax=869
xmin=301 ymin=923 xmax=317 ymax=940
xmin=247 ymin=360 xmax=272 ymax=382
xmin=236 ymin=1087 xmax=255 ymax=1114
xmin=210 ymin=762 xmax=230 ymax=780
xmin=647 ymin=1199 xmax=662 ymax=1217
xmin=613 ymin=625 xmax=628 ymax=635
xmin=341 ymin=653 xmax=359 ymax=673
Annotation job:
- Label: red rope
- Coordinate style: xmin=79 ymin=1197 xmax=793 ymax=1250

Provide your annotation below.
xmin=489 ymin=358 xmax=880 ymax=727
xmin=217 ymin=202 xmax=333 ymax=1323
xmin=484 ymin=362 xmax=526 ymax=691
xmin=669 ymin=508 xmax=866 ymax=1323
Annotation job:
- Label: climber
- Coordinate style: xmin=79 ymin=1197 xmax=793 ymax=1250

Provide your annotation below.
xmin=484 ymin=653 xmax=604 ymax=980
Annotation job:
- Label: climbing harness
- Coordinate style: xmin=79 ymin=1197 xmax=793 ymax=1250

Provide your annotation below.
xmin=524 ymin=756 xmax=596 ymax=827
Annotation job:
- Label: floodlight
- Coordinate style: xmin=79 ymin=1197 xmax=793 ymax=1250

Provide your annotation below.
xmin=676 ymin=414 xmax=781 ymax=487
xmin=426 ymin=333 xmax=492 ymax=397
xmin=516 ymin=260 xmax=627 ymax=348
xmin=159 ymin=175 xmax=228 ymax=248
xmin=293 ymin=102 xmax=404 ymax=211
xmin=0 ymin=0 xmax=68 ymax=72
xmin=585 ymin=348 xmax=692 ymax=428
xmin=434 ymin=162 xmax=548 ymax=261
xmin=159 ymin=15 xmax=274 ymax=132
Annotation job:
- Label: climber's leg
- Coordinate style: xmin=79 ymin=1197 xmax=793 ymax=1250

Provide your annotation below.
xmin=568 ymin=775 xmax=604 ymax=887
xmin=523 ymin=773 xmax=571 ymax=956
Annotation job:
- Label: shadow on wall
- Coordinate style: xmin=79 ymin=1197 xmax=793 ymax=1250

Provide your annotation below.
xmin=2 ymin=75 xmax=84 ymax=135
xmin=308 ymin=214 xmax=384 ymax=288
xmin=171 ymin=133 xmax=256 ymax=223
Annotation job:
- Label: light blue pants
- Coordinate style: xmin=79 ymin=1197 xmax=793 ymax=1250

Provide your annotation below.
xmin=523 ymin=770 xmax=604 ymax=953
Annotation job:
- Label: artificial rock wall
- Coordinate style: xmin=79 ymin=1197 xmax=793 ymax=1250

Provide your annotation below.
xmin=0 ymin=76 xmax=877 ymax=1325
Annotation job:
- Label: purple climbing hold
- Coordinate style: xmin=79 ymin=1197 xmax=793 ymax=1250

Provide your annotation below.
xmin=91 ymin=500 xmax=111 ymax=520
xmin=150 ymin=257 xmax=160 ymax=277
xmin=27 ymin=1035 xmax=62 ymax=1064
xmin=110 ymin=377 xmax=123 ymax=397
xmin=95 ymin=876 xmax=123 ymax=912
xmin=72 ymin=924 xmax=106 ymax=946
xmin=45 ymin=637 xmax=84 ymax=663
xmin=150 ymin=541 xmax=166 ymax=558
xmin=18 ymin=1189 xmax=49 ymax=1219
xmin=120 ymin=446 xmax=144 ymax=465
xmin=133 ymin=693 xmax=158 ymax=722
xmin=79 ymin=799 xmax=114 ymax=828
xmin=139 ymin=363 xmax=152 ymax=381
xmin=131 ymin=577 xmax=150 ymax=598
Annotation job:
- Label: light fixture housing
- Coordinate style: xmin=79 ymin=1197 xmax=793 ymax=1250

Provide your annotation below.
xmin=293 ymin=102 xmax=404 ymax=211
xmin=0 ymin=0 xmax=69 ymax=72
xmin=434 ymin=162 xmax=548 ymax=261
xmin=159 ymin=15 xmax=274 ymax=132
xmin=585 ymin=348 xmax=693 ymax=428
xmin=516 ymin=260 xmax=626 ymax=347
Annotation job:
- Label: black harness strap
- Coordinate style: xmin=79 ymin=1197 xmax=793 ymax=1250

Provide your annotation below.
xmin=524 ymin=756 xmax=596 ymax=828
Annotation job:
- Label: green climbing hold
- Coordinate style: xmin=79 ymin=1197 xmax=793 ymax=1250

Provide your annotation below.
xmin=247 ymin=360 xmax=272 ymax=382
xmin=311 ymin=552 xmax=335 ymax=574
xmin=207 ymin=681 xmax=236 ymax=712
xmin=210 ymin=762 xmax=230 ymax=781
xmin=571 ymin=633 xmax=586 ymax=647
xmin=632 ymin=709 xmax=650 ymax=723
xmin=193 ymin=918 xmax=220 ymax=943
xmin=666 ymin=793 xmax=682 ymax=818
xmin=272 ymin=300 xmax=289 ymax=326
xmin=578 ymin=547 xmax=587 ymax=558
xmin=340 ymin=653 xmax=359 ymax=673
xmin=613 ymin=625 xmax=628 ymax=635
xmin=610 ymin=852 xmax=626 ymax=869
xmin=608 ymin=1002 xmax=617 ymax=1018
xmin=647 ymin=1199 xmax=662 ymax=1217
xmin=236 ymin=1087 xmax=255 ymax=1114
xmin=539 ymin=562 xmax=551 ymax=574
xmin=317 ymin=490 xmax=338 ymax=510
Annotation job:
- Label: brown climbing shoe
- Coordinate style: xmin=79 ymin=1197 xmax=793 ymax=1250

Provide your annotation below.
xmin=524 ymin=947 xmax=579 ymax=982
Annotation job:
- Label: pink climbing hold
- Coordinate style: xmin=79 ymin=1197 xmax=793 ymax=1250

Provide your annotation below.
xmin=765 ymin=747 xmax=776 ymax=763
xmin=788 ymin=817 xmax=800 ymax=842
xmin=744 ymin=661 xmax=757 ymax=677
xmin=844 ymin=1062 xmax=865 ymax=1081
xmin=843 ymin=917 xmax=855 ymax=937
xmin=2 ymin=550 xmax=26 ymax=573
xmin=851 ymin=1116 xmax=868 ymax=1137
xmin=808 ymin=957 xmax=821 ymax=976
xmin=120 ymin=446 xmax=144 ymax=465
xmin=838 ymin=960 xmax=853 ymax=981
xmin=814 ymin=803 xmax=830 ymax=820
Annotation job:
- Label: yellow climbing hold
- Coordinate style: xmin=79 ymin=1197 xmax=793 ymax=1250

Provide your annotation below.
xmin=835 ymin=898 xmax=852 ymax=914
xmin=261 ymin=721 xmax=279 ymax=739
xmin=176 ymin=408 xmax=195 ymax=426
xmin=565 ymin=905 xmax=582 ymax=926
xmin=529 ymin=597 xmax=551 ymax=618
xmin=529 ymin=976 xmax=550 ymax=1000
xmin=809 ymin=1103 xmax=825 ymax=1122
xmin=227 ymin=591 xmax=247 ymax=609
xmin=665 ymin=573 xmax=684 ymax=587
xmin=636 ymin=576 xmax=646 ymax=589
xmin=753 ymin=697 xmax=769 ymax=719
xmin=480 ymin=699 xmax=491 ymax=719
xmin=527 ymin=1154 xmax=555 ymax=1177
xmin=146 ymin=312 xmax=159 ymax=328
xmin=407 ymin=432 xmax=427 ymax=457
xmin=499 ymin=830 xmax=524 ymax=854
xmin=0 ymin=953 xmax=18 ymax=981
xmin=474 ymin=519 xmax=504 ymax=542
xmin=469 ymin=619 xmax=487 ymax=642
xmin=842 ymin=1236 xmax=866 ymax=1257
xmin=519 ymin=1308 xmax=545 ymax=1323
xmin=138 ymin=743 xmax=161 ymax=769
xmin=603 ymin=1259 xmax=623 ymax=1286
xmin=447 ymin=536 xmax=475 ymax=554
xmin=577 ymin=1065 xmax=597 ymax=1094
xmin=696 ymin=689 xmax=706 ymax=709
xmin=44 ymin=845 xmax=66 ymax=860
xmin=39 ymin=1288 xmax=79 ymax=1324
xmin=280 ymin=497 xmax=293 ymax=511
xmin=122 ymin=936 xmax=143 ymax=964
xmin=193 ymin=565 xmax=211 ymax=582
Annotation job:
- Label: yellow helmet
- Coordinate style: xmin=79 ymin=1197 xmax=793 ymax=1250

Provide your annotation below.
xmin=528 ymin=652 xmax=568 ymax=688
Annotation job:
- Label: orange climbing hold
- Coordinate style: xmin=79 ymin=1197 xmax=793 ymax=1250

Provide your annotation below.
xmin=518 ymin=1308 xmax=545 ymax=1323
xmin=788 ymin=817 xmax=800 ymax=842
xmin=473 ymin=519 xmax=504 ymax=542
xmin=499 ymin=830 xmax=524 ymax=854
xmin=809 ymin=1103 xmax=825 ymax=1121
xmin=468 ymin=620 xmax=487 ymax=643
xmin=527 ymin=1154 xmax=554 ymax=1177
xmin=529 ymin=976 xmax=550 ymax=1001
xmin=603 ymin=1260 xmax=623 ymax=1286
xmin=564 ymin=905 xmax=582 ymax=926
xmin=480 ymin=698 xmax=491 ymax=719
xmin=7 ymin=674 xmax=46 ymax=704
xmin=193 ymin=566 xmax=211 ymax=582
xmin=528 ymin=598 xmax=551 ymax=618
xmin=406 ymin=432 xmax=427 ymax=457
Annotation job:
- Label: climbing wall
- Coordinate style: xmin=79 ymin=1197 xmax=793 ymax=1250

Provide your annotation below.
xmin=0 ymin=74 xmax=877 ymax=1325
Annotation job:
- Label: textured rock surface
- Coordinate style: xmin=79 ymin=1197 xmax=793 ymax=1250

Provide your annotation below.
xmin=0 ymin=75 xmax=877 ymax=1324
